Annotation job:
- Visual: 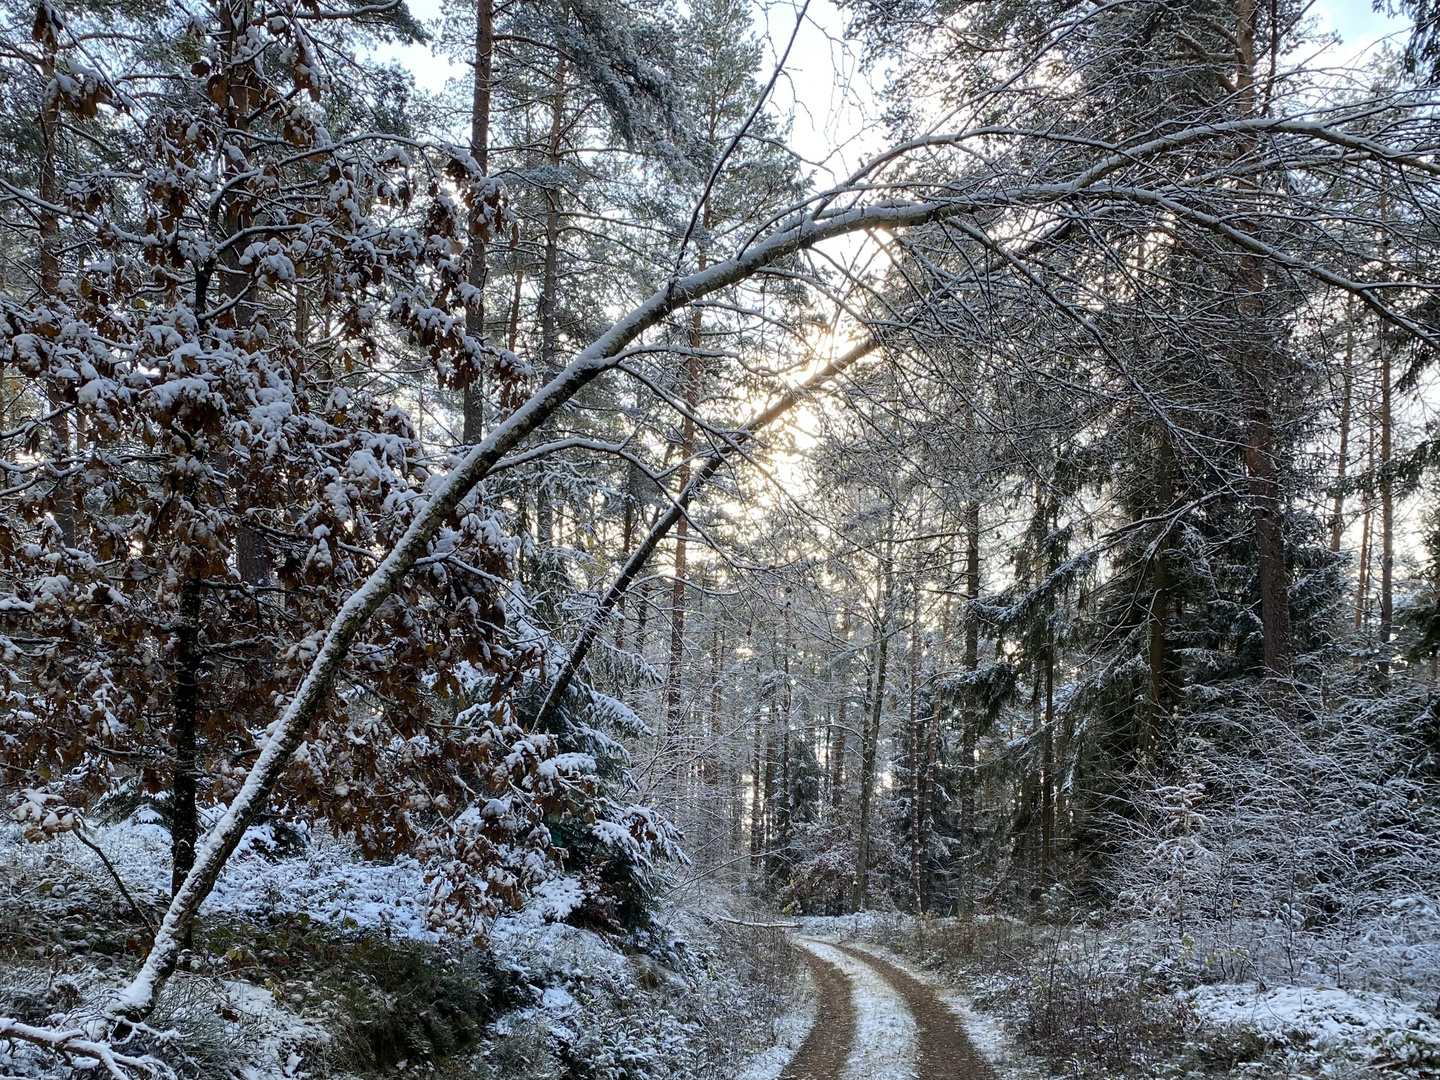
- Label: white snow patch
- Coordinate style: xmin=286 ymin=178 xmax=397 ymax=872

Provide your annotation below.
xmin=1186 ymin=982 xmax=1437 ymax=1047
xmin=942 ymin=991 xmax=1010 ymax=1061
xmin=842 ymin=942 xmax=1011 ymax=1066
xmin=735 ymin=969 xmax=819 ymax=1080
xmin=798 ymin=939 xmax=918 ymax=1080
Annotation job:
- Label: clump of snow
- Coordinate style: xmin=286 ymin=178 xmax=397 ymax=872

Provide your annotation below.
xmin=216 ymin=979 xmax=327 ymax=1080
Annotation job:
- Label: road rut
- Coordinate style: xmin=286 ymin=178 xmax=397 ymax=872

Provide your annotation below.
xmin=772 ymin=939 xmax=993 ymax=1080
xmin=831 ymin=943 xmax=995 ymax=1080
xmin=780 ymin=948 xmax=857 ymax=1080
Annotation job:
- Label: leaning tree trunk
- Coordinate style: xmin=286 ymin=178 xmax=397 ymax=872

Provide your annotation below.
xmin=106 ymin=141 xmax=1199 ymax=1021
xmin=533 ymin=339 xmax=878 ymax=729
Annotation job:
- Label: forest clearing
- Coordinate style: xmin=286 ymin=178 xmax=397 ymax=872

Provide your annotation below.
xmin=2 ymin=0 xmax=1440 ymax=1073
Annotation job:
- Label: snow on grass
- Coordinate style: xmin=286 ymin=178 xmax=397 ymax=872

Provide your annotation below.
xmin=216 ymin=978 xmax=327 ymax=1080
xmin=735 ymin=969 xmax=818 ymax=1080
xmin=798 ymin=938 xmax=919 ymax=1080
xmin=204 ymin=839 xmax=433 ymax=940
xmin=1185 ymin=981 xmax=1440 ymax=1057
xmin=1 ymin=819 xmax=436 ymax=940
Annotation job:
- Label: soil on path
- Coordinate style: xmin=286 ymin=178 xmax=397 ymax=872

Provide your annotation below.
xmin=781 ymin=948 xmax=857 ymax=1080
xmin=831 ymin=943 xmax=995 ymax=1080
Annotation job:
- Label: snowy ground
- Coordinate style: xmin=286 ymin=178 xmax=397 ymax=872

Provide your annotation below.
xmin=736 ymin=974 xmax=819 ymax=1080
xmin=1185 ymin=982 xmax=1440 ymax=1070
xmin=0 ymin=821 xmax=798 ymax=1079
xmin=1 ymin=816 xmax=436 ymax=939
xmin=801 ymin=939 xmax=919 ymax=1080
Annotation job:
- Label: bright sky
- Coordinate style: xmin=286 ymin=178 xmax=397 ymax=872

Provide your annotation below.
xmin=1316 ymin=0 xmax=1411 ymax=54
xmin=376 ymin=0 xmax=881 ymax=186
xmin=373 ymin=0 xmax=1430 ymax=557
xmin=377 ymin=0 xmax=1414 ymax=188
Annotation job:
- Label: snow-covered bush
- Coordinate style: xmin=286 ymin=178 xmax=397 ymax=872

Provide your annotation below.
xmin=1116 ymin=679 xmax=1440 ymax=997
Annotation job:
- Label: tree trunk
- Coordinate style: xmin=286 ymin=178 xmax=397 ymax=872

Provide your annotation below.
xmin=1040 ymin=621 xmax=1055 ymax=890
xmin=1237 ymin=0 xmax=1291 ymax=677
xmin=38 ymin=21 xmax=74 ymax=547
xmin=171 ymin=575 xmax=202 ymax=906
xmin=1356 ymin=408 xmax=1376 ymax=631
xmin=778 ymin=646 xmax=792 ymax=853
xmin=761 ymin=724 xmax=776 ymax=880
xmin=750 ymin=704 xmax=764 ymax=868
xmin=462 ymin=0 xmax=494 ymax=443
xmin=538 ymin=70 xmax=567 ymax=376
xmin=960 ymin=498 xmax=980 ymax=915
xmin=908 ymin=606 xmax=924 ymax=912
xmin=852 ymin=581 xmax=891 ymax=913
xmin=1147 ymin=435 xmax=1174 ymax=756
xmin=616 ymin=462 xmax=639 ymax=651
xmin=1329 ymin=301 xmax=1354 ymax=552
xmin=665 ymin=244 xmax=708 ymax=738
xmin=1379 ymin=320 xmax=1394 ymax=648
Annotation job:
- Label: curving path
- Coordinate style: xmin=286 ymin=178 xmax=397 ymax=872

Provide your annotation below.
xmin=831 ymin=943 xmax=995 ymax=1080
xmin=769 ymin=939 xmax=995 ymax=1080
xmin=781 ymin=948 xmax=857 ymax=1080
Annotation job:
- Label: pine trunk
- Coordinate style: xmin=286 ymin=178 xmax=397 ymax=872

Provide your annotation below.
xmin=852 ymin=596 xmax=890 ymax=912
xmin=1379 ymin=327 xmax=1394 ymax=647
xmin=462 ymin=0 xmax=494 ymax=443
xmin=1329 ymin=302 xmax=1354 ymax=552
xmin=1236 ymin=0 xmax=1291 ymax=676
xmin=960 ymin=498 xmax=980 ymax=914
xmin=1147 ymin=436 xmax=1173 ymax=755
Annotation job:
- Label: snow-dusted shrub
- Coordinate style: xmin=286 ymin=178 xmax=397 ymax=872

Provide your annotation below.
xmin=1117 ymin=679 xmax=1440 ymax=996
xmin=325 ymin=938 xmax=510 ymax=1074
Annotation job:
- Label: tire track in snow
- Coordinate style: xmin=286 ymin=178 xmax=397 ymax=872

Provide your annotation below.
xmin=777 ymin=947 xmax=856 ymax=1080
xmin=796 ymin=939 xmax=918 ymax=1080
xmin=832 ymin=943 xmax=996 ymax=1080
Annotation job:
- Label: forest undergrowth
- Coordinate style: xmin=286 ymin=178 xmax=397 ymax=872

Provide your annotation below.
xmin=841 ymin=911 xmax=1440 ymax=1080
xmin=0 ymin=820 xmax=803 ymax=1080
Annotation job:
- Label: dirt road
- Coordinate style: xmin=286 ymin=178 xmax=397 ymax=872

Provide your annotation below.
xmin=775 ymin=940 xmax=994 ymax=1080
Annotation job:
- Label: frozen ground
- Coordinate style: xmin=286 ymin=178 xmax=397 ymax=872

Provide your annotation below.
xmin=800 ymin=938 xmax=919 ymax=1080
xmin=736 ymin=975 xmax=819 ymax=1080
xmin=0 ymin=821 xmax=796 ymax=1079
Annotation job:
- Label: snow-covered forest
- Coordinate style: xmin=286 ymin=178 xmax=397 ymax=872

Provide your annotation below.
xmin=3 ymin=0 xmax=1440 ymax=1074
